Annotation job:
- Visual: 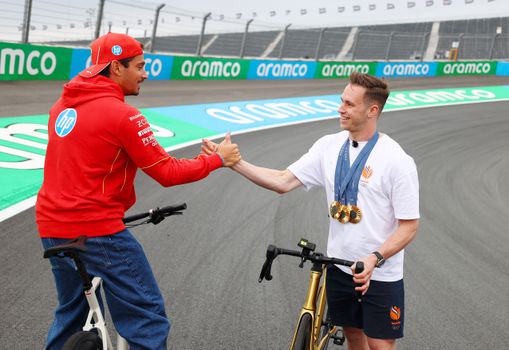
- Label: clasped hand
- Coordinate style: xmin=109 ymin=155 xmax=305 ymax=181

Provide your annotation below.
xmin=202 ymin=132 xmax=241 ymax=167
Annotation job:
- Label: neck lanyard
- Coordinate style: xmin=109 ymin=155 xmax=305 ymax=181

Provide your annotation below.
xmin=334 ymin=132 xmax=379 ymax=205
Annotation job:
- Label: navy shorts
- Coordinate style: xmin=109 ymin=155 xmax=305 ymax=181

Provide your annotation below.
xmin=325 ymin=265 xmax=404 ymax=339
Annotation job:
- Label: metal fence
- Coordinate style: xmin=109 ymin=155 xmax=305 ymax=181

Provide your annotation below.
xmin=2 ymin=0 xmax=508 ymax=61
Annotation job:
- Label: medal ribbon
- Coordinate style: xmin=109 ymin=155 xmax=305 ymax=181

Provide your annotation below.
xmin=334 ymin=132 xmax=379 ymax=205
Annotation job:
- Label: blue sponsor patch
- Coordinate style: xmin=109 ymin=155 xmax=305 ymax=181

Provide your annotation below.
xmin=376 ymin=62 xmax=437 ymax=78
xmin=144 ymin=54 xmax=173 ymax=80
xmin=111 ymin=45 xmax=123 ymax=56
xmin=496 ymin=62 xmax=509 ymax=76
xmin=55 ymin=108 xmax=77 ymax=137
xmin=69 ymin=48 xmax=91 ymax=79
xmin=248 ymin=60 xmax=317 ymax=80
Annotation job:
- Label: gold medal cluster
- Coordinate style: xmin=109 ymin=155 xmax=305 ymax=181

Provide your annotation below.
xmin=329 ymin=201 xmax=362 ymax=224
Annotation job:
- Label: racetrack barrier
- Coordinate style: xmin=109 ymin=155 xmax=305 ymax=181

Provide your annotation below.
xmin=1 ymin=41 xmax=509 ymax=81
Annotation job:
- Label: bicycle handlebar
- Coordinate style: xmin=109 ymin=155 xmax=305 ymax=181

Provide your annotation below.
xmin=122 ymin=203 xmax=187 ymax=225
xmin=258 ymin=240 xmax=365 ymax=302
xmin=44 ymin=203 xmax=187 ymax=290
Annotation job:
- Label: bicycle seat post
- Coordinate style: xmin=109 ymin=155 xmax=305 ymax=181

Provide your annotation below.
xmin=68 ymin=252 xmax=93 ymax=291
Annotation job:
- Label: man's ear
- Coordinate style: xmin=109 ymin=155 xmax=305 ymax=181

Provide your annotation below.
xmin=109 ymin=60 xmax=122 ymax=77
xmin=368 ymin=104 xmax=380 ymax=119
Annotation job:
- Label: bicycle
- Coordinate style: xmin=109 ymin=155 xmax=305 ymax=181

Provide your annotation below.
xmin=258 ymin=238 xmax=365 ymax=350
xmin=43 ymin=203 xmax=187 ymax=350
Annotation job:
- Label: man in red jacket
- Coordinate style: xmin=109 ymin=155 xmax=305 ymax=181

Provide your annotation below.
xmin=36 ymin=32 xmax=240 ymax=350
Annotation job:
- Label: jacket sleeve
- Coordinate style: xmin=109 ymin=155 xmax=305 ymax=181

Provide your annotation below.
xmin=118 ymin=109 xmax=223 ymax=187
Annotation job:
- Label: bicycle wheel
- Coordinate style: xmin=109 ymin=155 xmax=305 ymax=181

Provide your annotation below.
xmin=62 ymin=331 xmax=103 ymax=350
xmin=292 ymin=313 xmax=312 ymax=350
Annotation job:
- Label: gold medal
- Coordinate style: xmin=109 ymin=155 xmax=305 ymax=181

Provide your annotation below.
xmin=330 ymin=201 xmax=341 ymax=220
xmin=338 ymin=204 xmax=350 ymax=224
xmin=349 ymin=205 xmax=362 ymax=224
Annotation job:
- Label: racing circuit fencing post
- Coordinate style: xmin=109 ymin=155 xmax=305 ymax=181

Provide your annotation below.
xmin=421 ymin=32 xmax=430 ymax=62
xmin=196 ymin=12 xmax=212 ymax=56
xmin=240 ymin=19 xmax=254 ymax=58
xmin=94 ymin=0 xmax=105 ymax=39
xmin=351 ymin=30 xmax=361 ymax=61
xmin=21 ymin=0 xmax=33 ymax=43
xmin=279 ymin=24 xmax=292 ymax=59
xmin=150 ymin=3 xmax=165 ymax=53
xmin=489 ymin=32 xmax=499 ymax=60
xmin=385 ymin=31 xmax=395 ymax=61
xmin=315 ymin=27 xmax=327 ymax=60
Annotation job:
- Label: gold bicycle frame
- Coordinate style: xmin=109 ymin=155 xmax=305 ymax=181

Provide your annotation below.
xmin=289 ymin=266 xmax=339 ymax=350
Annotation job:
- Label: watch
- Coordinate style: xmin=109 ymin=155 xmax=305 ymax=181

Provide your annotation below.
xmin=372 ymin=251 xmax=385 ymax=268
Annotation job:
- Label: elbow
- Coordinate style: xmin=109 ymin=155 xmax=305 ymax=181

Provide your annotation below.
xmin=407 ymin=219 xmax=420 ymax=242
xmin=398 ymin=218 xmax=419 ymax=244
xmin=274 ymin=182 xmax=292 ymax=194
xmin=275 ymin=188 xmax=288 ymax=195
xmin=158 ymin=178 xmax=174 ymax=188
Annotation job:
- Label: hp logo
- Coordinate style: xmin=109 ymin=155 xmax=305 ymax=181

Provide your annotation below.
xmin=111 ymin=45 xmax=123 ymax=56
xmin=55 ymin=108 xmax=77 ymax=137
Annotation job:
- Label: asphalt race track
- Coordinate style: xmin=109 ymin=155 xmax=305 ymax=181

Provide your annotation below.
xmin=0 ymin=76 xmax=508 ymax=349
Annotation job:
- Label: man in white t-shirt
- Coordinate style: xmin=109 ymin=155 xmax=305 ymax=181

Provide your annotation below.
xmin=203 ymin=72 xmax=419 ymax=350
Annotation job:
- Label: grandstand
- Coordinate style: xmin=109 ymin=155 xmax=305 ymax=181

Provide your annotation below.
xmin=147 ymin=16 xmax=508 ymax=61
xmin=10 ymin=0 xmax=509 ymax=61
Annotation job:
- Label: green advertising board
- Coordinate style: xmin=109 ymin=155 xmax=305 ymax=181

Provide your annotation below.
xmin=0 ymin=42 xmax=73 ymax=80
xmin=315 ymin=61 xmax=377 ymax=79
xmin=436 ymin=61 xmax=497 ymax=76
xmin=171 ymin=56 xmax=249 ymax=80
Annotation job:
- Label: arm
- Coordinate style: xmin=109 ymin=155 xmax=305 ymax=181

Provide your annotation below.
xmin=143 ymin=140 xmax=240 ymax=187
xmin=354 ymin=218 xmax=419 ymax=294
xmin=202 ymin=136 xmax=302 ymax=194
xmin=119 ymin=112 xmax=240 ymax=187
xmin=232 ymin=159 xmax=303 ymax=194
xmin=372 ymin=218 xmax=419 ymax=261
xmin=141 ymin=153 xmax=223 ymax=187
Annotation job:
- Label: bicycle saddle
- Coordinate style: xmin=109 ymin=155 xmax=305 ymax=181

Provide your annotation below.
xmin=43 ymin=236 xmax=88 ymax=258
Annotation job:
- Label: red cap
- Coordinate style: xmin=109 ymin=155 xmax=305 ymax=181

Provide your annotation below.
xmin=79 ymin=32 xmax=143 ymax=78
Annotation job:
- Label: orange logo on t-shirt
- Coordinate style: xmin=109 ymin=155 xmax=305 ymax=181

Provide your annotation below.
xmin=362 ymin=165 xmax=373 ymax=180
xmin=390 ymin=306 xmax=401 ymax=321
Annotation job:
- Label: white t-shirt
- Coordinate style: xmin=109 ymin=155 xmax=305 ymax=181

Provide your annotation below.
xmin=287 ymin=130 xmax=419 ymax=281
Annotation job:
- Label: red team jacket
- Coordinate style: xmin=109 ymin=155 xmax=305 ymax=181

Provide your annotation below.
xmin=36 ymin=75 xmax=222 ymax=238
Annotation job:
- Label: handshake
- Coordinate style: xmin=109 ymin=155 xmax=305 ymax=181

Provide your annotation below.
xmin=201 ymin=132 xmax=241 ymax=167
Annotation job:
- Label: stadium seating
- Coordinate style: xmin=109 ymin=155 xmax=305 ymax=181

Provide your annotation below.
xmin=46 ymin=17 xmax=508 ymax=61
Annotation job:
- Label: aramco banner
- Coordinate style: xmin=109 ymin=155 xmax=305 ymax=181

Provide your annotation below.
xmin=0 ymin=42 xmax=72 ymax=80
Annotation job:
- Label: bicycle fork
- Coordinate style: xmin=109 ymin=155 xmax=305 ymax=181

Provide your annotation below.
xmin=290 ymin=264 xmax=334 ymax=350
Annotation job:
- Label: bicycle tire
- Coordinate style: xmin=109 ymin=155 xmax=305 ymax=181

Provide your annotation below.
xmin=293 ymin=313 xmax=312 ymax=350
xmin=62 ymin=331 xmax=103 ymax=350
